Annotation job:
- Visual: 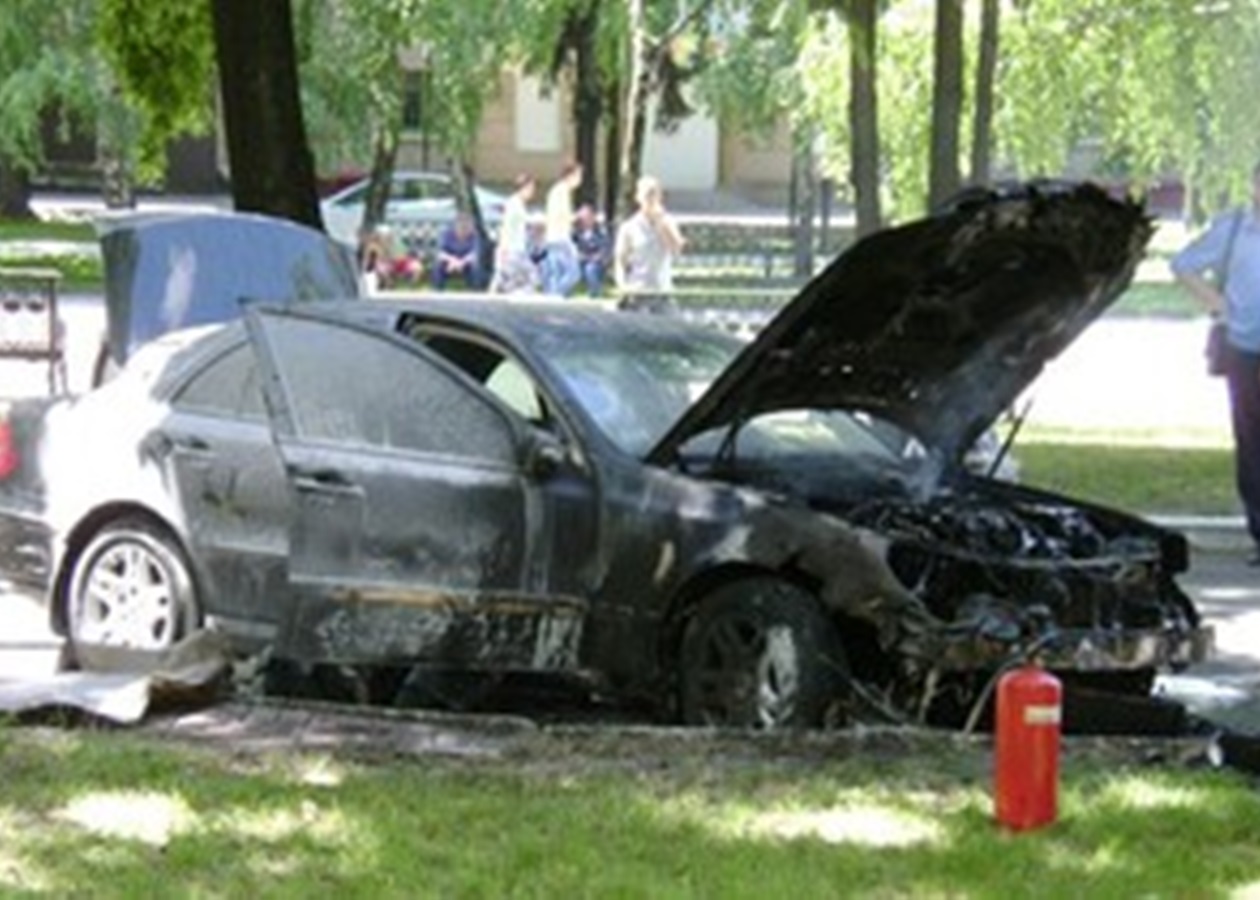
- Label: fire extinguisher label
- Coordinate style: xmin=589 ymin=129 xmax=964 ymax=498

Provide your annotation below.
xmin=1024 ymin=704 xmax=1062 ymax=726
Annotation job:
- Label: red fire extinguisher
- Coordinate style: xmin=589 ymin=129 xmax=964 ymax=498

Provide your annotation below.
xmin=994 ymin=662 xmax=1062 ymax=831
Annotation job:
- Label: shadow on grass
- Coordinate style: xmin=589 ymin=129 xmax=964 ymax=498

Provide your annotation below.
xmin=1 ymin=727 xmax=1257 ymax=896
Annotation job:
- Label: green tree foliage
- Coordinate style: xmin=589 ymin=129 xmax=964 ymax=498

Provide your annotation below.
xmin=96 ymin=0 xmax=214 ymax=173
xmin=695 ymin=0 xmax=810 ymax=137
xmin=798 ymin=0 xmax=1260 ymax=222
xmin=999 ymin=0 xmax=1260 ymax=218
xmin=799 ymin=5 xmax=943 ymax=221
xmin=0 ymin=1 xmax=103 ymax=213
xmin=300 ymin=0 xmax=521 ymax=171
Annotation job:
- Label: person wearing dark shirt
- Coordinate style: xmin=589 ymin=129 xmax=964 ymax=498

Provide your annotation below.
xmin=571 ymin=203 xmax=610 ymax=297
xmin=433 ymin=212 xmax=485 ymax=290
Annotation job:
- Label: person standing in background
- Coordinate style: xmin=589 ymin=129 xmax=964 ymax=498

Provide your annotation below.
xmin=614 ymin=175 xmax=685 ymax=293
xmin=1172 ymin=161 xmax=1260 ymax=562
xmin=541 ymin=162 xmax=583 ymax=296
xmin=491 ymin=174 xmax=538 ymax=293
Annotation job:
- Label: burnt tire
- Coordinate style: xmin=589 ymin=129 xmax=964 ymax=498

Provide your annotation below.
xmin=679 ymin=578 xmax=847 ymax=729
xmin=64 ymin=518 xmax=199 ymax=669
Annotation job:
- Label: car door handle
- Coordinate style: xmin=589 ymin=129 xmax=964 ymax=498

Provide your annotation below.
xmin=141 ymin=431 xmax=212 ymax=461
xmin=173 ymin=435 xmax=212 ymax=452
xmin=291 ymin=468 xmax=359 ymax=493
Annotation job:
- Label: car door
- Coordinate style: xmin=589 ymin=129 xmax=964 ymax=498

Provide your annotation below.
xmin=160 ymin=339 xmax=290 ymax=629
xmin=244 ymin=307 xmax=585 ymax=670
xmin=414 ymin=328 xmax=603 ymax=604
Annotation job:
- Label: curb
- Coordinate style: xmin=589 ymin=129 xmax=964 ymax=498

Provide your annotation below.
xmin=1152 ymin=515 xmax=1250 ymax=554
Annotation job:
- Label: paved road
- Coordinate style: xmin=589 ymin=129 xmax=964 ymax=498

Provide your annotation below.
xmin=1022 ymin=317 xmax=1229 ymax=436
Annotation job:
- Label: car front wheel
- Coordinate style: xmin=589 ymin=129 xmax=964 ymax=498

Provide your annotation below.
xmin=64 ymin=518 xmax=198 ymax=666
xmin=678 ymin=578 xmax=848 ymax=729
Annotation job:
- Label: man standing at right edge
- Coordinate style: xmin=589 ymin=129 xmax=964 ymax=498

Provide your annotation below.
xmin=1172 ymin=162 xmax=1260 ymax=562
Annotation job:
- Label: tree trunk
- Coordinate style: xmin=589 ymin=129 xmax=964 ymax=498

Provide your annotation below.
xmin=790 ymin=131 xmax=817 ymax=280
xmin=621 ymin=0 xmax=654 ymax=212
xmin=928 ymin=0 xmax=965 ymax=210
xmin=98 ymin=144 xmax=135 ymax=211
xmin=458 ymin=159 xmax=495 ymax=273
xmin=572 ymin=2 xmax=603 ymax=208
xmin=363 ymin=126 xmax=399 ymax=236
xmin=969 ymin=0 xmax=1000 ymax=186
xmin=0 ymin=162 xmax=34 ymax=219
xmin=210 ymin=0 xmax=320 ymax=228
xmin=97 ymin=80 xmax=137 ymax=210
xmin=603 ymin=77 xmax=623 ymax=227
xmin=848 ymin=0 xmax=882 ymax=237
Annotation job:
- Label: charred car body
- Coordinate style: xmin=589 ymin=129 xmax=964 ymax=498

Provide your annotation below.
xmin=0 ymin=183 xmax=1210 ymax=727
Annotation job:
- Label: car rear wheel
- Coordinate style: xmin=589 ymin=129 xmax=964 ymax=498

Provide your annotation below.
xmin=64 ymin=518 xmax=198 ymax=667
xmin=678 ymin=578 xmax=847 ymax=729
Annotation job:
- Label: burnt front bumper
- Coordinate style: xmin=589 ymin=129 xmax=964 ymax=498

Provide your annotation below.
xmin=932 ymin=624 xmax=1214 ymax=673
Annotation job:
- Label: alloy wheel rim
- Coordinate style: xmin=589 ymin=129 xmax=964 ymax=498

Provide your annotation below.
xmin=76 ymin=540 xmax=178 ymax=650
xmin=693 ymin=616 xmax=800 ymax=727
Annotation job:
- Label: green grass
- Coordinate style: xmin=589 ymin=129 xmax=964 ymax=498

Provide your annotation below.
xmin=2 ymin=727 xmax=1258 ymax=897
xmin=0 ymin=252 xmax=103 ymax=293
xmin=0 ymin=217 xmax=102 ymax=292
xmin=1014 ymin=425 xmax=1236 ymax=516
xmin=1109 ymin=279 xmax=1189 ymax=317
xmin=0 ymin=219 xmax=94 ymax=243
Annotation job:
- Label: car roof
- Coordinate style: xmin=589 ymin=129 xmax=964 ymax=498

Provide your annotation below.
xmin=362 ymin=295 xmax=737 ymax=352
xmin=140 ymin=296 xmax=741 ymax=397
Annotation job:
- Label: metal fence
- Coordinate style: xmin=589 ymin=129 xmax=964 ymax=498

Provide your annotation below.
xmin=383 ymin=217 xmax=851 ymax=293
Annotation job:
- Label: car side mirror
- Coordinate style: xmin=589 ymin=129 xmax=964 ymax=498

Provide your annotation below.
xmin=524 ymin=431 xmax=569 ymax=480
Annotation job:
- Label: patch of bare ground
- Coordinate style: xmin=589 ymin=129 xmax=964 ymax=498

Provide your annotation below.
xmin=109 ymin=699 xmax=1221 ymax=783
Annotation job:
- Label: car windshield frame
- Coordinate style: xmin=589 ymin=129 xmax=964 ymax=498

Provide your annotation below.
xmin=537 ymin=325 xmax=743 ymax=458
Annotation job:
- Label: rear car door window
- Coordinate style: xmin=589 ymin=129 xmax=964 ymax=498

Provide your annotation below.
xmin=173 ymin=342 xmax=267 ymax=420
xmin=261 ymin=315 xmax=516 ymax=464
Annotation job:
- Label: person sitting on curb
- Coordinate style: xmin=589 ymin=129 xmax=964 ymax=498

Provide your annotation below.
xmin=359 ymin=225 xmax=423 ymax=292
xmin=432 ymin=213 xmax=485 ymax=291
xmin=572 ymin=203 xmax=610 ymax=296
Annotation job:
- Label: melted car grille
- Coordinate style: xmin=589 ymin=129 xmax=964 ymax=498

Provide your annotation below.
xmin=851 ymin=495 xmax=1171 ymax=630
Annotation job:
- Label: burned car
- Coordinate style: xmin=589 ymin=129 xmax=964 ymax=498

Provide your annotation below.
xmin=0 ymin=183 xmax=1210 ymax=728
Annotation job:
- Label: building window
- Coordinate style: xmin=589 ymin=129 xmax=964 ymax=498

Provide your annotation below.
xmin=402 ymin=69 xmax=425 ymax=132
xmin=514 ymin=75 xmax=561 ymax=153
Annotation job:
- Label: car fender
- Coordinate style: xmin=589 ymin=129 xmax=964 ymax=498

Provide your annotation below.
xmin=660 ymin=497 xmax=938 ymax=665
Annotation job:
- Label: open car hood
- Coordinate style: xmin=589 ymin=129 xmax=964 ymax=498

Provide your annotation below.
xmin=98 ymin=211 xmax=360 ymax=367
xmin=647 ymin=181 xmax=1152 ymax=467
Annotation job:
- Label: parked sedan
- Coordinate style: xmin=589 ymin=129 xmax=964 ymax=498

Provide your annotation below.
xmin=320 ymin=170 xmax=509 ymax=248
xmin=0 ymin=182 xmax=1211 ymax=728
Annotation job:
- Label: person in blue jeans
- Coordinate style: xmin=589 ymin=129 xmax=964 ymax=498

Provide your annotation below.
xmin=433 ymin=213 xmax=485 ymax=290
xmin=541 ymin=162 xmax=583 ymax=295
xmin=1172 ymin=161 xmax=1260 ymax=562
xmin=571 ymin=203 xmax=609 ymax=296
